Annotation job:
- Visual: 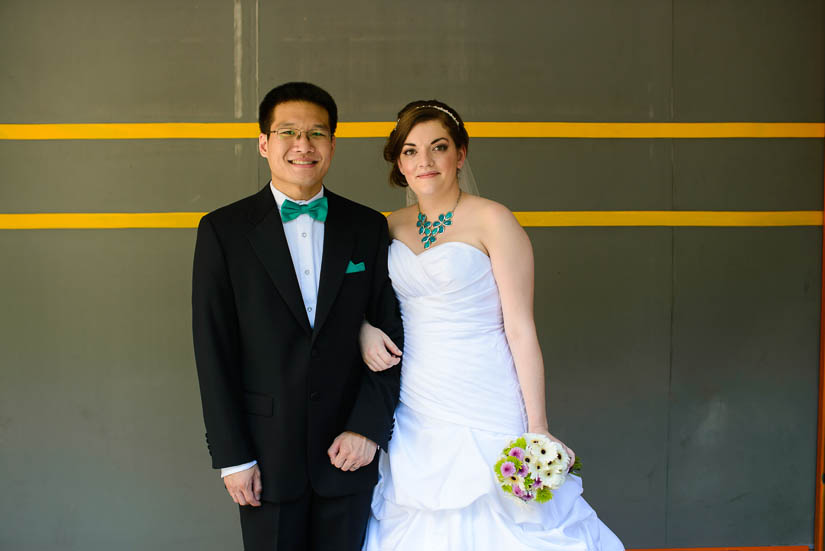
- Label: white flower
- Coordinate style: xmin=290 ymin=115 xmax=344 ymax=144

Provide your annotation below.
xmin=545 ymin=440 xmax=562 ymax=458
xmin=543 ymin=442 xmax=569 ymax=469
xmin=524 ymin=433 xmax=550 ymax=454
xmin=545 ymin=472 xmax=566 ymax=490
xmin=524 ymin=433 xmax=546 ymax=446
xmin=558 ymin=447 xmax=570 ymax=466
xmin=546 ymin=461 xmax=565 ymax=475
xmin=550 ymin=452 xmax=569 ymax=467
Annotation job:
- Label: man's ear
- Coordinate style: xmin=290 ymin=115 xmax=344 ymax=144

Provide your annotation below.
xmin=258 ymin=133 xmax=268 ymax=158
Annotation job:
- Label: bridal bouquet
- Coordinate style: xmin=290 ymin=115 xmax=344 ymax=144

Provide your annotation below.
xmin=493 ymin=433 xmax=581 ymax=504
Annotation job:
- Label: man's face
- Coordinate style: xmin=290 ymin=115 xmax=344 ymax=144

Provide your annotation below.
xmin=259 ymin=100 xmax=336 ymax=200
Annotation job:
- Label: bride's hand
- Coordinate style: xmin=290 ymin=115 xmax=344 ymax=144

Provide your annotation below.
xmin=359 ymin=320 xmax=402 ymax=372
xmin=531 ymin=427 xmax=576 ymax=471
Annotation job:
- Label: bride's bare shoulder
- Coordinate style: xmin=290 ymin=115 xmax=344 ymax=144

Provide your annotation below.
xmin=463 ymin=195 xmax=516 ymax=223
xmin=387 ymin=205 xmax=417 ymax=237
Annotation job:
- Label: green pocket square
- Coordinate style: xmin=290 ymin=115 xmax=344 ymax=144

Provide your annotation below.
xmin=345 ymin=261 xmax=365 ymax=274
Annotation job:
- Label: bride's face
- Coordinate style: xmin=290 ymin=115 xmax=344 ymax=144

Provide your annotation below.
xmin=397 ymin=120 xmax=466 ymax=197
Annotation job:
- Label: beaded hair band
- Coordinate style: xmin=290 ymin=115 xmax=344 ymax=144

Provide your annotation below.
xmin=413 ymin=104 xmax=461 ymax=128
xmin=392 ymin=104 xmax=461 ymax=133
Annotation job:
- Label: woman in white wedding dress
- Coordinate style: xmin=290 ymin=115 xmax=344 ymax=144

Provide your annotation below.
xmin=358 ymin=100 xmax=623 ymax=551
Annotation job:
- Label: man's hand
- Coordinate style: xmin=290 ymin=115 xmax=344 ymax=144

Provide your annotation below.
xmin=223 ymin=464 xmax=262 ymax=507
xmin=327 ymin=431 xmax=378 ymax=471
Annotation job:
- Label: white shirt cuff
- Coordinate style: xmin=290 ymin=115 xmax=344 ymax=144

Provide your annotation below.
xmin=220 ymin=460 xmax=257 ymax=478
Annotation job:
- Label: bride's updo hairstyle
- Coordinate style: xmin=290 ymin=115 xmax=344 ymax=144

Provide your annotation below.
xmin=384 ymin=100 xmax=469 ymax=188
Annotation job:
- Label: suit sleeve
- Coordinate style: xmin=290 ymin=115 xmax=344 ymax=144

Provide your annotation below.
xmin=344 ymin=215 xmax=403 ymax=449
xmin=192 ymin=215 xmax=256 ymax=468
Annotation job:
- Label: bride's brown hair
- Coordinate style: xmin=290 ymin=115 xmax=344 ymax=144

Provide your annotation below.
xmin=384 ymin=100 xmax=469 ymax=188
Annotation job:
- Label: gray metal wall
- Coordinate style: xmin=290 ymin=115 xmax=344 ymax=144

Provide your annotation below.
xmin=1 ymin=1 xmax=823 ymax=549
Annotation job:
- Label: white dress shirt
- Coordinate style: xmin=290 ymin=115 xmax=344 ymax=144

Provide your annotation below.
xmin=221 ymin=183 xmax=325 ymax=478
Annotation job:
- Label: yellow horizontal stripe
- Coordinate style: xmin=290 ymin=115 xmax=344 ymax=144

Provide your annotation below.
xmin=0 ymin=212 xmax=203 ymax=229
xmin=514 ymin=210 xmax=824 ymax=227
xmin=0 ymin=123 xmax=257 ymax=140
xmin=338 ymin=122 xmax=395 ymax=138
xmin=0 ymin=122 xmax=822 ymax=140
xmin=472 ymin=122 xmax=825 ymax=138
xmin=0 ymin=211 xmax=820 ymax=229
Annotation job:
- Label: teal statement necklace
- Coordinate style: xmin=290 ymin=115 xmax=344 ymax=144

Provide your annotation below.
xmin=417 ymin=190 xmax=462 ymax=249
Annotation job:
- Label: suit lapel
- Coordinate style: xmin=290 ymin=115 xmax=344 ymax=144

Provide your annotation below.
xmin=313 ymin=191 xmax=353 ymax=340
xmin=247 ymin=187 xmax=312 ymax=334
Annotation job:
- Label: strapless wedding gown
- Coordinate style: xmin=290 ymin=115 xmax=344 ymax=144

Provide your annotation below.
xmin=363 ymin=240 xmax=623 ymax=551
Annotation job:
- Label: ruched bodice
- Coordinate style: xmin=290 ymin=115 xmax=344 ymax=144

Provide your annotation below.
xmin=388 ymin=239 xmax=526 ymax=434
xmin=390 ymin=240 xmax=506 ymax=332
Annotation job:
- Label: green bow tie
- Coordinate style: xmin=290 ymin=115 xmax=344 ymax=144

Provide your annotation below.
xmin=280 ymin=197 xmax=328 ymax=222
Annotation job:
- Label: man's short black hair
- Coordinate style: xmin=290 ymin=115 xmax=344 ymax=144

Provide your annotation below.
xmin=258 ymin=82 xmax=338 ymax=135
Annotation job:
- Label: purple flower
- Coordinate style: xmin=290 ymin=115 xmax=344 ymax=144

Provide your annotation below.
xmin=513 ymin=485 xmax=526 ymax=498
xmin=517 ymin=463 xmax=528 ymax=476
xmin=500 ymin=461 xmax=516 ymax=477
xmin=508 ymin=447 xmax=526 ymax=460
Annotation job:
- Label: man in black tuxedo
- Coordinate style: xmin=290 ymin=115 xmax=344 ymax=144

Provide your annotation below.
xmin=192 ymin=82 xmax=402 ymax=550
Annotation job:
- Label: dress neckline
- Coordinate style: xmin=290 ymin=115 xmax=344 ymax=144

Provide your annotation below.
xmin=391 ymin=238 xmax=489 ymax=260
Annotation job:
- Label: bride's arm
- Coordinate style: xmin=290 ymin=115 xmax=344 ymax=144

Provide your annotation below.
xmin=360 ymin=320 xmax=402 ymax=372
xmin=482 ymin=203 xmax=575 ymax=468
xmin=358 ymin=210 xmax=404 ymax=373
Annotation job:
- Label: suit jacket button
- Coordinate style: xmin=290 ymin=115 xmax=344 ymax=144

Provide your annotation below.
xmin=310 ymin=391 xmax=320 ymax=402
xmin=311 ymin=348 xmax=320 ymax=358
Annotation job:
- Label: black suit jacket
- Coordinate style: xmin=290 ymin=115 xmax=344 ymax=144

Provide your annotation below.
xmin=192 ymin=186 xmax=402 ymax=502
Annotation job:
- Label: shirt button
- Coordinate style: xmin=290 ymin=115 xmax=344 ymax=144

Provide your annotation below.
xmin=304 ymin=269 xmax=310 ymax=275
xmin=301 ymin=232 xmax=307 ymax=238
xmin=307 ymin=306 xmax=313 ymax=312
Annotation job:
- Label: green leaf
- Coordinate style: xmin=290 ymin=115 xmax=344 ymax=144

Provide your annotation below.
xmin=493 ymin=457 xmax=507 ymax=481
xmin=570 ymin=455 xmax=583 ymax=476
xmin=535 ymin=487 xmax=553 ymax=503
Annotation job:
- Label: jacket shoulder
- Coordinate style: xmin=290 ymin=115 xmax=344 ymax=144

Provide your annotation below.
xmin=201 ymin=188 xmax=270 ymax=229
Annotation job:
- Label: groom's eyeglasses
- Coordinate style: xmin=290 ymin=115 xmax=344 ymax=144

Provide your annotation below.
xmin=268 ymin=128 xmax=331 ymax=142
